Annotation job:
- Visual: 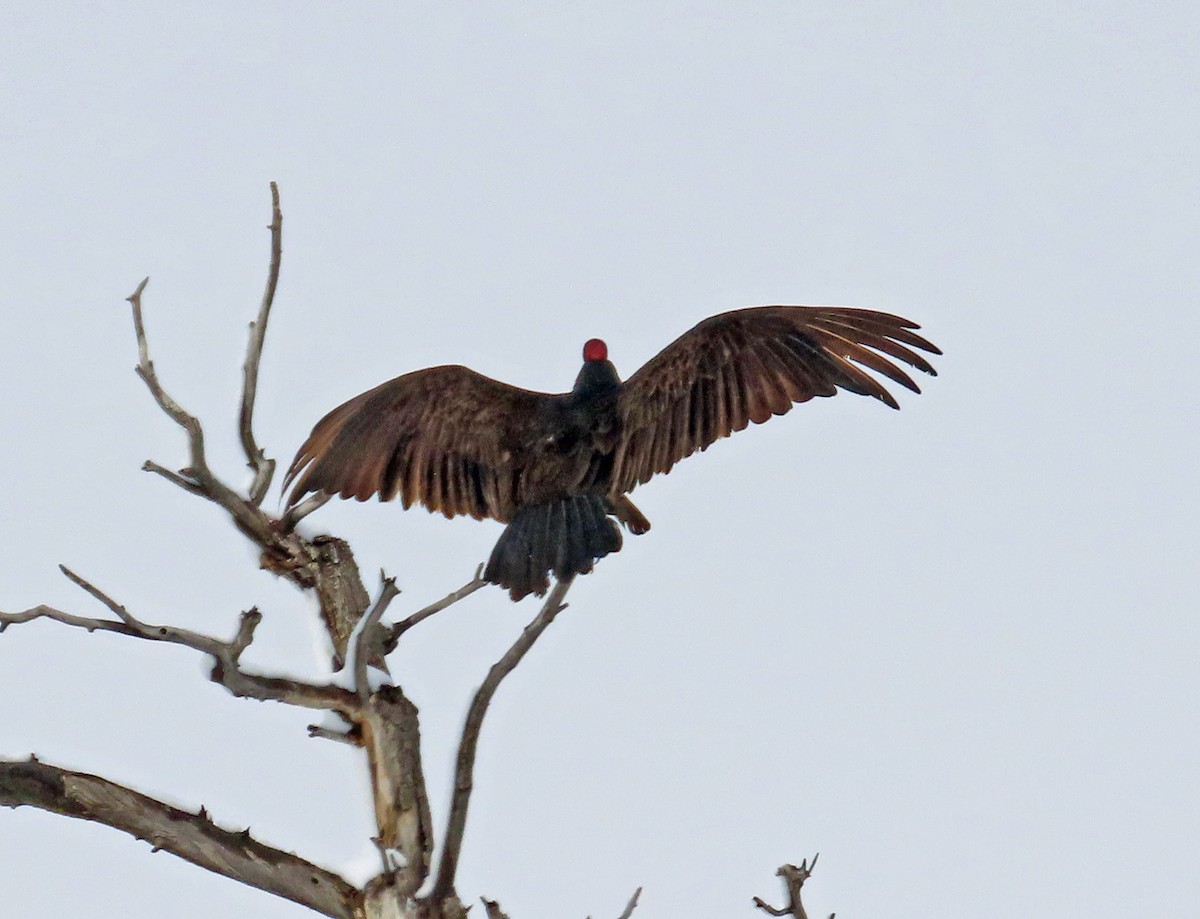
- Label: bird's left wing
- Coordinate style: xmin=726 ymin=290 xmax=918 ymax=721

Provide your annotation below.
xmin=284 ymin=365 xmax=549 ymax=522
xmin=611 ymin=305 xmax=940 ymax=492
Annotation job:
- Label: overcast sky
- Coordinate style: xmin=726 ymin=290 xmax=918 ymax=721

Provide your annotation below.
xmin=2 ymin=3 xmax=1197 ymax=917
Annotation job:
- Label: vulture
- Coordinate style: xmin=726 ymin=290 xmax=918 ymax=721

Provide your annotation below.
xmin=285 ymin=306 xmax=940 ymax=600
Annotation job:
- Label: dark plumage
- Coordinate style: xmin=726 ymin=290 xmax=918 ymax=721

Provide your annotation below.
xmin=285 ymin=305 xmax=940 ymax=599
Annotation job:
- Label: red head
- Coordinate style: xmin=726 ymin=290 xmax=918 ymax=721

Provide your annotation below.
xmin=582 ymin=338 xmax=608 ymax=362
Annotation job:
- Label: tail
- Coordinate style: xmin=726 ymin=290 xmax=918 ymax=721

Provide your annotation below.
xmin=484 ymin=495 xmax=623 ymax=601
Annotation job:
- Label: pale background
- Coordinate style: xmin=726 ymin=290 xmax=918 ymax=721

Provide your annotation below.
xmin=2 ymin=3 xmax=1197 ymax=917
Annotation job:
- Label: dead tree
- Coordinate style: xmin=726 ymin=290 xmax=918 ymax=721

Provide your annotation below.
xmin=0 ymin=185 xmax=826 ymax=918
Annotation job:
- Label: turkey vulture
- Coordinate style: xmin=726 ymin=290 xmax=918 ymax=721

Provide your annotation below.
xmin=285 ymin=306 xmax=939 ymax=600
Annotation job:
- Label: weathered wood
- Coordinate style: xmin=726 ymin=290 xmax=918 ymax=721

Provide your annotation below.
xmin=0 ymin=757 xmax=358 ymax=919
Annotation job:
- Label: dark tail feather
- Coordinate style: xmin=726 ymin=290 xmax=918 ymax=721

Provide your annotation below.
xmin=485 ymin=495 xmax=622 ymax=601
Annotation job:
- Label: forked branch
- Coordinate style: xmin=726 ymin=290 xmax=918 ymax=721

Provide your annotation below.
xmin=124 ymin=196 xmax=376 ymax=670
xmin=0 ymin=565 xmax=356 ymax=713
xmin=753 ymin=856 xmax=832 ymax=919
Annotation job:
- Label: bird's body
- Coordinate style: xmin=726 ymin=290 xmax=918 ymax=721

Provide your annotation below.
xmin=286 ymin=306 xmax=940 ymax=599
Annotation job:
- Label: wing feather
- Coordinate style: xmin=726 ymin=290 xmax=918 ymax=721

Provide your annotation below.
xmin=285 ymin=365 xmax=548 ymax=522
xmin=613 ymin=305 xmax=940 ymax=492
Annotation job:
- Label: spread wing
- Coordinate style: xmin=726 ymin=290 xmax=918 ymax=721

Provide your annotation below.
xmin=284 ymin=365 xmax=549 ymax=522
xmin=611 ymin=306 xmax=940 ymax=492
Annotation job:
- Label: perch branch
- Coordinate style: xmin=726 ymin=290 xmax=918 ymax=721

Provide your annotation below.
xmin=0 ymin=756 xmax=358 ymax=919
xmin=753 ymin=856 xmax=831 ymax=919
xmin=240 ymin=180 xmax=282 ymax=506
xmin=428 ymin=577 xmax=575 ymax=902
xmin=0 ymin=567 xmax=357 ymax=714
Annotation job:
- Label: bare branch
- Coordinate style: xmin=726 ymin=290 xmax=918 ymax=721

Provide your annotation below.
xmin=60 ymin=564 xmax=139 ymax=625
xmin=753 ymin=856 xmax=831 ymax=919
xmin=142 ymin=459 xmax=206 ymax=495
xmin=307 ymin=723 xmax=363 ymax=746
xmin=385 ymin=566 xmax=487 ymax=650
xmin=240 ymin=180 xmax=283 ymax=506
xmin=359 ymin=684 xmax=433 ymax=897
xmin=127 ymin=277 xmax=213 ymax=485
xmin=126 ymin=267 xmax=375 ymax=670
xmin=586 ymin=886 xmax=642 ymax=919
xmin=0 ymin=571 xmax=357 ymax=714
xmin=615 ymin=887 xmax=643 ymax=919
xmin=0 ymin=757 xmax=358 ymax=919
xmin=281 ymin=491 xmax=332 ymax=529
xmin=355 ymin=573 xmax=402 ymax=702
xmin=428 ymin=577 xmax=575 ymax=902
xmin=482 ymin=898 xmax=511 ymax=919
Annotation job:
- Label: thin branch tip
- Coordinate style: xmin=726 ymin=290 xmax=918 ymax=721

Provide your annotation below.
xmin=126 ymin=277 xmax=149 ymax=302
xmin=616 ymin=886 xmax=643 ymax=919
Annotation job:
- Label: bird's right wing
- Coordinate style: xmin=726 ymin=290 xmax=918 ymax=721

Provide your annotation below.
xmin=611 ymin=306 xmax=940 ymax=492
xmin=284 ymin=365 xmax=548 ymax=522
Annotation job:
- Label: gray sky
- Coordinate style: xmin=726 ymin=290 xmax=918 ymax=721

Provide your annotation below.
xmin=2 ymin=3 xmax=1197 ymax=917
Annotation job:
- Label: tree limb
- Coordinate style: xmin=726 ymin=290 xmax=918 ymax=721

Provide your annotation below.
xmin=0 ymin=566 xmax=357 ymax=714
xmin=359 ymin=684 xmax=433 ymax=898
xmin=427 ymin=577 xmax=575 ymax=902
xmin=240 ymin=180 xmax=282 ymax=506
xmin=753 ymin=856 xmax=832 ymax=919
xmin=0 ymin=756 xmax=358 ymax=919
xmin=126 ymin=252 xmax=375 ymax=671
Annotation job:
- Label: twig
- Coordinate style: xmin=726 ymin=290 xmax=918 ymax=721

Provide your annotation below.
xmin=306 ymin=723 xmax=363 ymax=746
xmin=0 ymin=756 xmax=357 ymax=919
xmin=428 ymin=577 xmax=575 ymax=901
xmin=125 ymin=244 xmax=375 ymax=671
xmin=615 ymin=887 xmax=643 ymax=919
xmin=240 ymin=181 xmax=283 ymax=506
xmin=753 ymin=856 xmax=831 ymax=919
xmin=385 ymin=565 xmax=487 ymax=650
xmin=0 ymin=567 xmax=357 ymax=714
xmin=127 ymin=277 xmax=214 ymax=489
xmin=354 ymin=573 xmax=402 ymax=703
xmin=588 ymin=886 xmax=643 ymax=919
xmin=281 ymin=492 xmax=332 ymax=529
xmin=141 ymin=459 xmax=205 ymax=495
xmin=482 ymin=898 xmax=511 ymax=919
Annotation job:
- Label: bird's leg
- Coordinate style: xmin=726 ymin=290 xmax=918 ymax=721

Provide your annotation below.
xmin=611 ymin=495 xmax=652 ymax=534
